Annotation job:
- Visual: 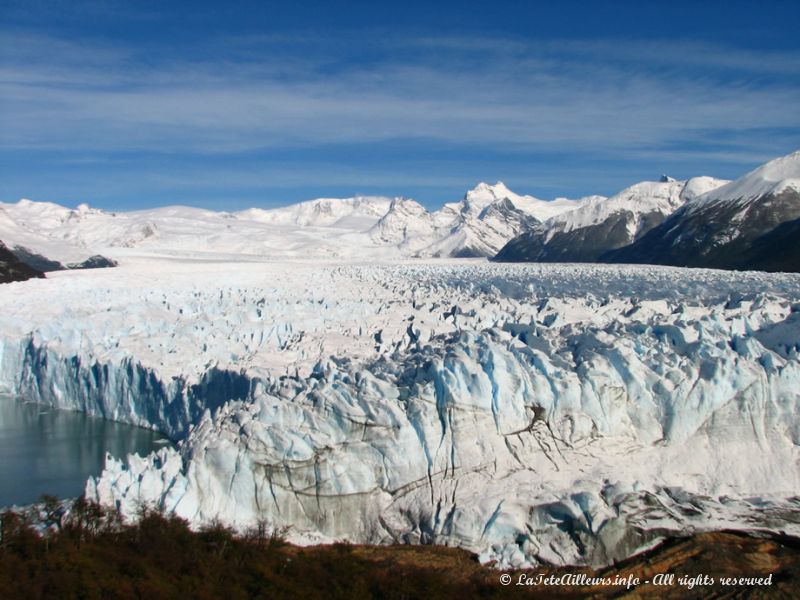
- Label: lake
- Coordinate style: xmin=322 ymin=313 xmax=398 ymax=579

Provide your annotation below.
xmin=0 ymin=394 xmax=172 ymax=507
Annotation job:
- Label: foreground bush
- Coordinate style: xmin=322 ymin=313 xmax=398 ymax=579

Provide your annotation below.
xmin=0 ymin=500 xmax=493 ymax=600
xmin=2 ymin=499 xmax=798 ymax=599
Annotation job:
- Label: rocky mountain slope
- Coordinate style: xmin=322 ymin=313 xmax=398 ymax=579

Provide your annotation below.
xmin=422 ymin=182 xmax=584 ymax=257
xmin=0 ymin=240 xmax=45 ymax=284
xmin=603 ymin=151 xmax=800 ymax=272
xmin=494 ymin=177 xmax=727 ymax=263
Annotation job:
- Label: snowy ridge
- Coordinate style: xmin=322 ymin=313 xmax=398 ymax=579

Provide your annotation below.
xmin=0 ymin=202 xmax=101 ymax=265
xmin=493 ymin=175 xmax=731 ymax=264
xmin=690 ymin=150 xmax=800 ymax=209
xmin=2 ymin=260 xmax=800 ymax=567
xmin=238 ymin=195 xmax=393 ymax=228
xmin=547 ymin=177 xmax=728 ymax=236
xmin=368 ymin=198 xmax=437 ymax=249
xmin=424 ymin=199 xmax=538 ymax=257
xmin=0 ymin=198 xmax=401 ymax=262
xmin=460 ymin=181 xmax=582 ymax=221
xmin=600 ymin=150 xmax=800 ymax=272
xmin=4 ymin=152 xmax=798 ymax=268
xmin=0 ymin=182 xmax=585 ymax=262
xmin=419 ymin=182 xmax=587 ymax=257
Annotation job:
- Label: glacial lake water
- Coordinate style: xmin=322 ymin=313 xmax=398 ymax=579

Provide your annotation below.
xmin=0 ymin=394 xmax=172 ymax=507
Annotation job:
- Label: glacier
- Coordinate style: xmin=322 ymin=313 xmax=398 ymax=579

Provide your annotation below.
xmin=2 ymin=260 xmax=800 ymax=568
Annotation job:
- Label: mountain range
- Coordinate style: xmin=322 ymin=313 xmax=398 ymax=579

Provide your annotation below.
xmin=601 ymin=151 xmax=800 ymax=271
xmin=493 ymin=176 xmax=727 ymax=262
xmin=0 ymin=182 xmax=588 ymax=267
xmin=1 ymin=150 xmax=798 ymax=275
xmin=496 ymin=150 xmax=800 ymax=272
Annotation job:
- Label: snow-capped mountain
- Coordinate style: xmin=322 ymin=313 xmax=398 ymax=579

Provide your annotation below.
xmin=604 ymin=150 xmax=800 ymax=272
xmin=421 ymin=182 xmax=584 ymax=257
xmin=455 ymin=181 xmax=581 ymax=222
xmin=364 ymin=181 xmax=586 ymax=258
xmin=0 ymin=182 xmax=583 ymax=263
xmin=5 ymin=152 xmax=798 ymax=271
xmin=0 ymin=196 xmax=400 ymax=263
xmin=494 ymin=176 xmax=728 ymax=263
xmin=424 ymin=197 xmax=539 ymax=257
xmin=0 ymin=202 xmax=117 ymax=271
xmin=368 ymin=198 xmax=438 ymax=249
xmin=239 ymin=195 xmax=393 ymax=228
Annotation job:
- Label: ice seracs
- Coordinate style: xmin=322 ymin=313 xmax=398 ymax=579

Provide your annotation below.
xmin=2 ymin=260 xmax=799 ymax=568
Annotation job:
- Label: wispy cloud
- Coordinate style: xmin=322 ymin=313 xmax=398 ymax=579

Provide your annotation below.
xmin=2 ymin=30 xmax=798 ymax=154
xmin=1 ymin=29 xmax=798 ymax=206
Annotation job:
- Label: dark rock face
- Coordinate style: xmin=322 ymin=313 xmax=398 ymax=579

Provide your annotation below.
xmin=9 ymin=245 xmax=118 ymax=272
xmin=742 ymin=217 xmax=800 ymax=272
xmin=7 ymin=246 xmax=63 ymax=272
xmin=67 ymin=255 xmax=118 ymax=269
xmin=603 ymin=188 xmax=800 ymax=272
xmin=494 ymin=210 xmax=667 ymax=263
xmin=492 ymin=226 xmax=548 ymax=262
xmin=449 ymin=246 xmax=489 ymax=259
xmin=0 ymin=241 xmax=45 ymax=283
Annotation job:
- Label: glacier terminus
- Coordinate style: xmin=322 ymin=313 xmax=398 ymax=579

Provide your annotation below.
xmin=1 ymin=259 xmax=799 ymax=569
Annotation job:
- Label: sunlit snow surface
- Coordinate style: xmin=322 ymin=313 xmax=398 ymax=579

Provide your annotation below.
xmin=2 ymin=258 xmax=800 ymax=568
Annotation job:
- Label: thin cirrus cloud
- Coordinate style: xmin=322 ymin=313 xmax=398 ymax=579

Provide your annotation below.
xmin=2 ymin=31 xmax=798 ymax=152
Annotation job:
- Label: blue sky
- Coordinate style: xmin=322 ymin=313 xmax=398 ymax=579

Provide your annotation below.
xmin=1 ymin=0 xmax=799 ymax=211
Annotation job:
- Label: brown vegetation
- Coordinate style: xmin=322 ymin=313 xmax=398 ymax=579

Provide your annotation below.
xmin=1 ymin=499 xmax=798 ymax=599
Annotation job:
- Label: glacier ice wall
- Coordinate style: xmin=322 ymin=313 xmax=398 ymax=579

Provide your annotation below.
xmin=2 ymin=262 xmax=800 ymax=568
xmin=0 ymin=336 xmax=252 ymax=438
